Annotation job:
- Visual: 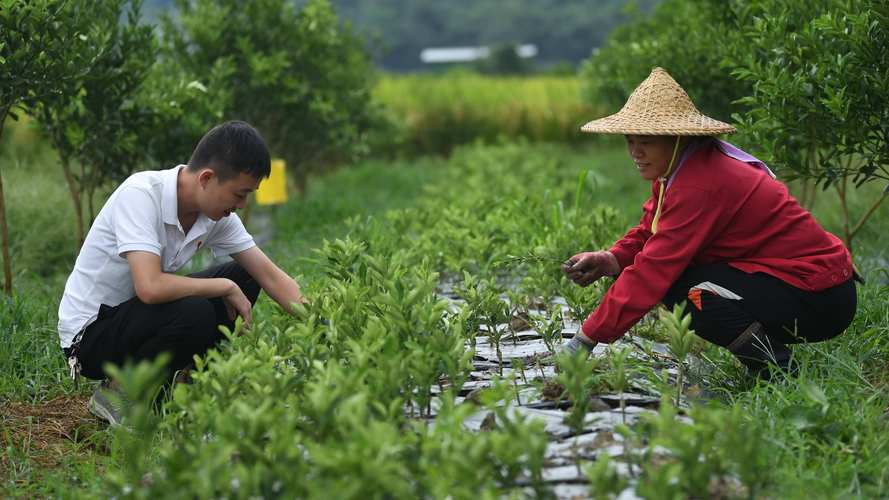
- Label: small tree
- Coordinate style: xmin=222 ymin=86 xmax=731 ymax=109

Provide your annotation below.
xmin=580 ymin=0 xmax=751 ymax=121
xmin=584 ymin=0 xmax=889 ymax=251
xmin=732 ymin=0 xmax=889 ymax=250
xmin=0 ymin=0 xmax=93 ymax=294
xmin=163 ymin=0 xmax=379 ymax=193
xmin=138 ymin=57 xmax=231 ymax=170
xmin=35 ymin=0 xmax=157 ymax=248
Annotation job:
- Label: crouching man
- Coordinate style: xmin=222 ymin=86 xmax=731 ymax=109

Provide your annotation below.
xmin=58 ymin=121 xmax=305 ymax=424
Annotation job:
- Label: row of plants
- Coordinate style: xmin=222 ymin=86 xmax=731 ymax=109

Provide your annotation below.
xmin=97 ymin=142 xmax=787 ymax=499
xmin=581 ymin=0 xmax=889 ymax=251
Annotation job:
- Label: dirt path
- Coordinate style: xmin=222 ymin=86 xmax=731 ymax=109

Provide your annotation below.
xmin=1 ymin=394 xmax=105 ymax=484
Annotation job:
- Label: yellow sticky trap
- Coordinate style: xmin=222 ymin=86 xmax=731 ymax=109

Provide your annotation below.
xmin=256 ymin=159 xmax=287 ymax=205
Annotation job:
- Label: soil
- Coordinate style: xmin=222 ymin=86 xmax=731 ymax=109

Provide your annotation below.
xmin=0 ymin=394 xmax=104 ymax=473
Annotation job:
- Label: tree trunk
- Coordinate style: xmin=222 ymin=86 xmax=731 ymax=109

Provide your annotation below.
xmin=293 ymin=165 xmax=308 ymax=196
xmin=0 ymin=166 xmax=12 ymax=295
xmin=61 ymin=159 xmax=85 ymax=248
xmin=807 ymin=181 xmax=819 ymax=210
xmin=805 ymin=142 xmax=819 ymax=211
xmin=0 ymin=109 xmax=14 ymax=295
xmin=83 ymin=162 xmax=96 ymax=227
xmin=798 ymin=179 xmax=810 ymax=209
xmin=848 ymin=189 xmax=888 ymax=254
xmin=87 ymin=184 xmax=96 ymax=227
xmin=835 ymin=179 xmax=852 ymax=251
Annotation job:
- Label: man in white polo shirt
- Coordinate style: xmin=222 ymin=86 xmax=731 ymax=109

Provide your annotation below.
xmin=58 ymin=121 xmax=306 ymax=424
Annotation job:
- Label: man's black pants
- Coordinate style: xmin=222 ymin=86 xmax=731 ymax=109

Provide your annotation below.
xmin=67 ymin=261 xmax=261 ymax=381
xmin=662 ymin=263 xmax=856 ymax=353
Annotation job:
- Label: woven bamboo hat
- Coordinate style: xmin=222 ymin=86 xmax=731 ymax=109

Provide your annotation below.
xmin=581 ymin=67 xmax=736 ymax=136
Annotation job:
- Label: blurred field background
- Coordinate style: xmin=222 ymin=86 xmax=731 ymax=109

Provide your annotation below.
xmin=373 ymin=73 xmax=601 ymax=155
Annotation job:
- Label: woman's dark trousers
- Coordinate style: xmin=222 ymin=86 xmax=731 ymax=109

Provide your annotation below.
xmin=661 ymin=263 xmax=856 ymax=374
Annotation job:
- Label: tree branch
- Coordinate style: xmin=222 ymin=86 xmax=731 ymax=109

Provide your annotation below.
xmin=849 ymin=188 xmax=888 ymax=242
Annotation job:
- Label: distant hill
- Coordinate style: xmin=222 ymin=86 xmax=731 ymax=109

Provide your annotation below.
xmin=142 ymin=0 xmax=659 ymax=71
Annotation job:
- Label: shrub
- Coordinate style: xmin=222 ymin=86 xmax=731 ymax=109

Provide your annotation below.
xmin=138 ymin=57 xmax=231 ymax=170
xmin=580 ymin=0 xmax=750 ymax=122
xmin=0 ymin=0 xmax=96 ymax=293
xmin=34 ymin=0 xmax=157 ymax=247
xmin=162 ymin=0 xmax=379 ymax=192
xmin=732 ymin=0 xmax=889 ymax=250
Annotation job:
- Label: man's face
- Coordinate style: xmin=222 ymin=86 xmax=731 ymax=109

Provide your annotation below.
xmin=200 ymin=171 xmax=261 ymax=221
xmin=625 ymin=134 xmax=679 ymax=181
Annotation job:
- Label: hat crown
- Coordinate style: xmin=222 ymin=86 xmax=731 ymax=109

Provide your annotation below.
xmin=581 ymin=67 xmax=736 ymax=136
xmin=620 ymin=67 xmax=700 ymax=119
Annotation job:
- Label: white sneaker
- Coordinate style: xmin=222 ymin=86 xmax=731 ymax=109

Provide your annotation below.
xmin=88 ymin=380 xmax=125 ymax=426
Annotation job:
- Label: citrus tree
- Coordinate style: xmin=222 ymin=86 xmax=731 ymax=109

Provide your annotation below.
xmin=580 ymin=0 xmax=751 ymax=121
xmin=732 ymin=0 xmax=889 ymax=250
xmin=583 ymin=0 xmax=888 ymax=252
xmin=35 ymin=0 xmax=158 ymax=248
xmin=137 ymin=57 xmax=231 ymax=171
xmin=162 ymin=0 xmax=379 ymax=193
xmin=0 ymin=0 xmax=93 ymax=294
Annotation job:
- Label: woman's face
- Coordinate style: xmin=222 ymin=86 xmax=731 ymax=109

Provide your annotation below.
xmin=625 ymin=135 xmax=679 ymax=181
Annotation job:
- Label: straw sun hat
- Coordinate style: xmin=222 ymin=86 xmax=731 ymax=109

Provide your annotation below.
xmin=581 ymin=67 xmax=736 ymax=136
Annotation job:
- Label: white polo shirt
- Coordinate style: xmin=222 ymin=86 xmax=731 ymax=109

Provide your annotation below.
xmin=57 ymin=165 xmax=255 ymax=348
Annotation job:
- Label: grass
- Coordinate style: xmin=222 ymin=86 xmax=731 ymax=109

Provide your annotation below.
xmin=726 ymin=286 xmax=889 ymax=497
xmin=1 ymin=121 xmax=888 ymax=496
xmin=372 ymin=72 xmax=602 ymax=155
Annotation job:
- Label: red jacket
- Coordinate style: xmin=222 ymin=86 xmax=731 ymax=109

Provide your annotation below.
xmin=581 ymin=142 xmax=853 ymax=343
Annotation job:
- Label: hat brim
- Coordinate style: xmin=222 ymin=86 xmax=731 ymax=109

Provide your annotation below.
xmin=581 ymin=111 xmax=737 ymax=136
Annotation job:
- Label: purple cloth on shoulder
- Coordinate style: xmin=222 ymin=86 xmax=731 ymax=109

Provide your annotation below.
xmin=714 ymin=140 xmax=775 ymax=178
xmin=665 ymin=138 xmax=775 ymax=191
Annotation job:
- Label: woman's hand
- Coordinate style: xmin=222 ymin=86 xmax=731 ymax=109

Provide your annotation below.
xmin=556 ymin=335 xmax=598 ymax=357
xmin=561 ymin=251 xmax=620 ymax=287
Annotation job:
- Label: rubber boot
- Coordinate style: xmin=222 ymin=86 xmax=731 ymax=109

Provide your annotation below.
xmin=726 ymin=321 xmax=793 ymax=379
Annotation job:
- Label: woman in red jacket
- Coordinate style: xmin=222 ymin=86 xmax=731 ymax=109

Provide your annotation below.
xmin=560 ymin=67 xmax=857 ymax=377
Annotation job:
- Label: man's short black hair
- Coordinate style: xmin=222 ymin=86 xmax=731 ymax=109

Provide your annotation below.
xmin=188 ymin=121 xmax=271 ymax=181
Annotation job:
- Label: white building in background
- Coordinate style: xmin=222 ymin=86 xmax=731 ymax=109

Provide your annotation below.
xmin=420 ymin=44 xmax=538 ymax=64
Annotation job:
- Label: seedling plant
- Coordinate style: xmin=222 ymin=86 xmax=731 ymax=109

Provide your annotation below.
xmin=532 ymin=308 xmax=565 ymax=355
xmin=457 ymin=272 xmax=511 ymax=374
xmin=661 ymin=302 xmax=698 ymax=407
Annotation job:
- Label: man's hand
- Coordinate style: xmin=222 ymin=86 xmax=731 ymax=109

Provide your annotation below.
xmin=221 ymin=279 xmax=252 ymax=330
xmin=232 ymin=247 xmax=306 ymax=316
xmin=561 ymin=251 xmax=620 ymax=287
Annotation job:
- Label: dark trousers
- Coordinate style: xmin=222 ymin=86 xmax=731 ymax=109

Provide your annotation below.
xmin=662 ymin=263 xmax=856 ymax=352
xmin=67 ymin=261 xmax=261 ymax=381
